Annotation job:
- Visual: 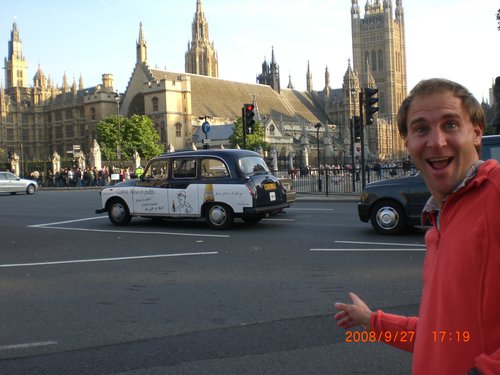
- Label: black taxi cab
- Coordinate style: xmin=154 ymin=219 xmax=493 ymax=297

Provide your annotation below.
xmin=96 ymin=149 xmax=289 ymax=229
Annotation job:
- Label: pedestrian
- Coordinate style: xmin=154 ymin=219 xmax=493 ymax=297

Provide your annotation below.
xmin=334 ymin=78 xmax=500 ymax=375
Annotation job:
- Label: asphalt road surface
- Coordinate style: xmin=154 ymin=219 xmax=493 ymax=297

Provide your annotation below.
xmin=0 ymin=190 xmax=426 ymax=374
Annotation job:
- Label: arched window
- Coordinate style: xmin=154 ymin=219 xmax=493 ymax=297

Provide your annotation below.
xmin=175 ymin=123 xmax=182 ymax=138
xmin=152 ymin=97 xmax=159 ymax=112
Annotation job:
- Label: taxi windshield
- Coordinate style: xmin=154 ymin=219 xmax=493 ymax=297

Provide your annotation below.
xmin=238 ymin=156 xmax=270 ymax=175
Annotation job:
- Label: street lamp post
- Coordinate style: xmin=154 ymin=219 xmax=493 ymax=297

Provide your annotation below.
xmin=315 ymin=122 xmax=322 ymax=192
xmin=114 ymin=91 xmax=122 ymax=166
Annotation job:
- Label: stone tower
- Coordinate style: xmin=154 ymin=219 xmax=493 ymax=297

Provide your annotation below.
xmin=257 ymin=47 xmax=280 ymax=93
xmin=185 ymin=0 xmax=219 ymax=77
xmin=351 ymin=0 xmax=407 ymax=155
xmin=4 ymin=20 xmax=27 ymax=88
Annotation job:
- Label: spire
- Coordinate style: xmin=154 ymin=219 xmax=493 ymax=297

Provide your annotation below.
xmin=6 ymin=19 xmax=27 ymax=88
xmin=136 ymin=22 xmax=148 ymax=64
xmin=306 ymin=60 xmax=313 ymax=93
xmin=185 ymin=0 xmax=218 ymax=77
xmin=325 ymin=65 xmax=330 ymax=89
xmin=287 ymin=74 xmax=294 ymax=90
xmin=79 ymin=74 xmax=84 ymax=90
xmin=62 ymin=71 xmax=69 ymax=92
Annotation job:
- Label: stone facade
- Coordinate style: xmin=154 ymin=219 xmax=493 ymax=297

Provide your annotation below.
xmin=1 ymin=0 xmax=408 ymax=174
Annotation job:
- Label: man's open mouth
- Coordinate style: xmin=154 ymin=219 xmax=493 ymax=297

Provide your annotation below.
xmin=427 ymin=157 xmax=452 ymax=170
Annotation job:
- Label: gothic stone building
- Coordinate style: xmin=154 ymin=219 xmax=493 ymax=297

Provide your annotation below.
xmin=1 ymin=0 xmax=407 ymax=175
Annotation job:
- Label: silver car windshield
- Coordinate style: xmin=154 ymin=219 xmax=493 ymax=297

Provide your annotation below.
xmin=238 ymin=156 xmax=270 ymax=175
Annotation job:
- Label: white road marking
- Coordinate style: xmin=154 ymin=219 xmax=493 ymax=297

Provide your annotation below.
xmin=311 ymin=240 xmax=426 ymax=252
xmin=286 ymin=208 xmax=334 ymax=211
xmin=0 ymin=252 xmax=219 ymax=268
xmin=335 ymin=240 xmax=425 ymax=247
xmin=311 ymin=248 xmax=425 ymax=252
xmin=0 ymin=341 xmax=58 ymax=351
xmin=29 ymin=217 xmax=230 ymax=238
xmin=30 ymin=217 xmax=106 ymax=227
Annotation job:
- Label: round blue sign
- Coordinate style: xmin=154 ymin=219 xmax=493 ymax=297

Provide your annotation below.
xmin=201 ymin=121 xmax=211 ymax=134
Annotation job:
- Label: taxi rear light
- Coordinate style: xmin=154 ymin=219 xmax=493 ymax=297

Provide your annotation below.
xmin=246 ymin=182 xmax=257 ymax=198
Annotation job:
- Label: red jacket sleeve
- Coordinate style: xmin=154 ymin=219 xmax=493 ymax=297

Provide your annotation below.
xmin=370 ymin=310 xmax=419 ymax=352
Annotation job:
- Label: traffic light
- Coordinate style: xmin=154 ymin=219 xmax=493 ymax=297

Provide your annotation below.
xmin=364 ymin=87 xmax=379 ymax=125
xmin=244 ymin=103 xmax=255 ymax=134
xmin=353 ymin=116 xmax=361 ymax=142
xmin=7 ymin=151 xmax=12 ymax=162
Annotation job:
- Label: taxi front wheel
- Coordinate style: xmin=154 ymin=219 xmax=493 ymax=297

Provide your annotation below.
xmin=205 ymin=203 xmax=234 ymax=229
xmin=108 ymin=199 xmax=132 ymax=226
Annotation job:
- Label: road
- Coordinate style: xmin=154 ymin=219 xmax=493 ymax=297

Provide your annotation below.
xmin=0 ymin=190 xmax=426 ymax=374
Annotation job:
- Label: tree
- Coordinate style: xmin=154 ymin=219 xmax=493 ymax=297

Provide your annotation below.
xmin=497 ymin=8 xmax=500 ymax=30
xmin=228 ymin=117 xmax=269 ymax=151
xmin=97 ymin=114 xmax=164 ymax=163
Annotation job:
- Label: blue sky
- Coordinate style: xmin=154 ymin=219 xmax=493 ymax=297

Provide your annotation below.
xmin=1 ymin=0 xmax=499 ymax=102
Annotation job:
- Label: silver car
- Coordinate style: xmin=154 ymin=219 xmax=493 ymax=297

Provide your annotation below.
xmin=0 ymin=171 xmax=38 ymax=195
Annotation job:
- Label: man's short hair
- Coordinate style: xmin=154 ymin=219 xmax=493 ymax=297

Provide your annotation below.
xmin=397 ymin=78 xmax=485 ymax=139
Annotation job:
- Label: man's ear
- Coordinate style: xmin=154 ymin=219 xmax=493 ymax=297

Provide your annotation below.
xmin=473 ymin=124 xmax=483 ymax=147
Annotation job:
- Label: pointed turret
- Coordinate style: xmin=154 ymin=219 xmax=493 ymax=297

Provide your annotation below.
xmin=33 ymin=64 xmax=47 ymax=88
xmin=306 ymin=60 xmax=313 ymax=93
xmin=287 ymin=74 xmax=294 ymax=90
xmin=62 ymin=72 xmax=69 ymax=92
xmin=136 ymin=22 xmax=148 ymax=64
xmin=79 ymin=74 xmax=84 ymax=91
xmin=351 ymin=0 xmax=360 ymax=18
xmin=395 ymin=0 xmax=404 ymax=21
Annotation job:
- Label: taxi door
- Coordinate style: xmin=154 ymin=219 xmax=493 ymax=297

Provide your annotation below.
xmin=169 ymin=158 xmax=200 ymax=216
xmin=131 ymin=159 xmax=170 ymax=215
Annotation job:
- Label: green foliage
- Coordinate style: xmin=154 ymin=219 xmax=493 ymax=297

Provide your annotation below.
xmin=97 ymin=115 xmax=164 ymax=162
xmin=228 ymin=117 xmax=269 ymax=151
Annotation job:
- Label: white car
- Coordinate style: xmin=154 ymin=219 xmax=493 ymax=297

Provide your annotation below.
xmin=0 ymin=171 xmax=38 ymax=195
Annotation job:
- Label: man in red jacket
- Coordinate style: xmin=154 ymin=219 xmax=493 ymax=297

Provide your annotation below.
xmin=334 ymin=78 xmax=500 ymax=375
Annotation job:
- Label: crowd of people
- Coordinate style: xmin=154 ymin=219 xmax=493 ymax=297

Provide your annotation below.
xmin=30 ymin=165 xmax=139 ymax=187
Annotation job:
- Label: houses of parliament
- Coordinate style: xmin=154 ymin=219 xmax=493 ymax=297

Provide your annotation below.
xmin=0 ymin=0 xmax=407 ymax=172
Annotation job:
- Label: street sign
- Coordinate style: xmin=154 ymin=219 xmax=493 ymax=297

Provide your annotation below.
xmin=201 ymin=121 xmax=211 ymax=134
xmin=202 ymin=138 xmax=211 ymax=144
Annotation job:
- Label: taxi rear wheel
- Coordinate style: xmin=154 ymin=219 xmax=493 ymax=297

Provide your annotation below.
xmin=205 ymin=203 xmax=234 ymax=229
xmin=108 ymin=199 xmax=131 ymax=226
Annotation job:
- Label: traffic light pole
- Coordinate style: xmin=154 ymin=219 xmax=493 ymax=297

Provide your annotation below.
xmin=242 ymin=107 xmax=246 ymax=149
xmin=359 ymin=91 xmax=366 ymax=189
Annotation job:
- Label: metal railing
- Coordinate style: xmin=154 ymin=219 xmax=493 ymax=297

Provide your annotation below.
xmin=275 ymin=166 xmax=416 ymax=195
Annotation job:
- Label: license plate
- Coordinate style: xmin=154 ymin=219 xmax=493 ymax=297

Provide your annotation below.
xmin=263 ymin=183 xmax=276 ymax=191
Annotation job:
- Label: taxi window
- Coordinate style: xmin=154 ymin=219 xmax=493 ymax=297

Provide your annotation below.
xmin=239 ymin=156 xmax=270 ymax=175
xmin=172 ymin=158 xmax=197 ymax=178
xmin=201 ymin=158 xmax=229 ymax=178
xmin=143 ymin=159 xmax=169 ymax=179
